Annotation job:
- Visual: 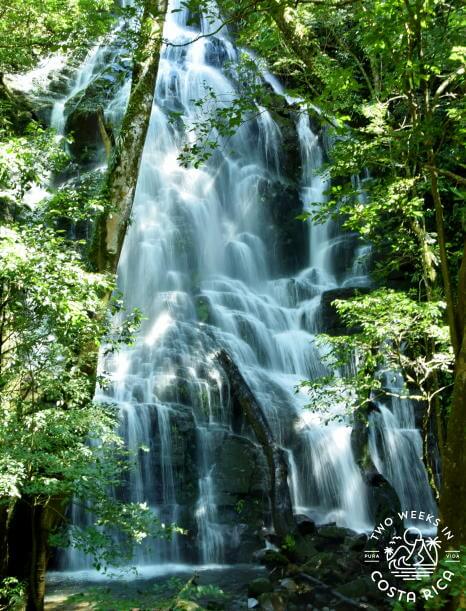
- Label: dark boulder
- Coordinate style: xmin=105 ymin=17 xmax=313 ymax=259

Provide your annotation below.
xmin=294 ymin=514 xmax=317 ymax=536
xmin=64 ymin=60 xmax=130 ymax=163
xmin=345 ymin=532 xmax=368 ymax=552
xmin=317 ymin=524 xmax=354 ymax=544
xmin=364 ymin=470 xmax=402 ymax=535
xmin=64 ymin=79 xmax=108 ymax=163
xmin=258 ymin=591 xmax=286 ymax=611
xmin=214 ymin=434 xmax=268 ymax=496
xmin=318 ymin=286 xmax=371 ymax=335
xmin=336 ymin=576 xmax=379 ymax=600
xmin=258 ymin=177 xmax=307 ymax=275
xmin=292 ymin=535 xmax=318 ymax=562
xmin=248 ymin=577 xmax=273 ymax=597
xmin=350 ymin=400 xmax=379 ymax=470
xmin=262 ymin=549 xmax=289 ymax=567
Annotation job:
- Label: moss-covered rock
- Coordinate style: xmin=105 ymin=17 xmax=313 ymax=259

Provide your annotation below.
xmin=293 ymin=536 xmax=318 ymax=562
xmin=262 ymin=549 xmax=289 ymax=567
xmin=195 ymin=294 xmax=212 ymax=323
xmin=257 ymin=591 xmax=286 ymax=611
xmin=248 ymin=577 xmax=273 ymax=597
xmin=0 ymin=80 xmax=35 ymax=133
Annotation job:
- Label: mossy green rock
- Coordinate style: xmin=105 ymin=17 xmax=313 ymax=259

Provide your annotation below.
xmin=336 ymin=576 xmax=378 ymax=599
xmin=248 ymin=577 xmax=273 ymax=597
xmin=293 ymin=536 xmax=319 ymax=562
xmin=258 ymin=591 xmax=286 ymax=611
xmin=262 ymin=549 xmax=289 ymax=567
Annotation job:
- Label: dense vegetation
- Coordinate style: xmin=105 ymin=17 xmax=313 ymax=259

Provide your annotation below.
xmin=0 ymin=2 xmax=171 ymax=609
xmin=0 ymin=0 xmax=464 ymax=609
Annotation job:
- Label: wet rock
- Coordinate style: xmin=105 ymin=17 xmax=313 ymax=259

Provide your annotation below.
xmin=295 ymin=514 xmax=317 ymax=535
xmin=303 ymin=550 xmax=336 ymax=572
xmin=0 ymin=80 xmax=35 ymax=133
xmin=278 ymin=107 xmax=305 ymax=180
xmin=0 ymin=194 xmax=21 ymax=223
xmin=48 ymin=73 xmax=73 ymax=96
xmin=257 ymin=176 xmax=307 ymax=275
xmin=284 ymin=563 xmax=300 ymax=575
xmin=337 ymin=576 xmax=379 ymax=600
xmin=317 ymin=524 xmax=354 ymax=543
xmin=293 ymin=536 xmax=318 ymax=562
xmin=258 ymin=592 xmax=286 ymax=611
xmin=204 ymin=36 xmax=231 ymax=68
xmin=194 ymin=294 xmax=212 ymax=323
xmin=364 ymin=470 xmax=402 ymax=533
xmin=259 ymin=526 xmax=281 ymax=546
xmin=345 ymin=533 xmax=367 ymax=552
xmin=350 ymin=400 xmax=379 ymax=470
xmin=278 ymin=578 xmax=298 ymax=592
xmin=253 ymin=547 xmax=272 ymax=562
xmin=65 ymin=101 xmax=102 ymax=163
xmin=248 ymin=598 xmax=259 ymax=609
xmin=318 ymin=287 xmax=371 ymax=335
xmin=262 ymin=549 xmax=289 ymax=567
xmin=324 ymin=233 xmax=361 ymax=282
xmin=248 ymin=577 xmax=273 ymax=597
xmin=64 ymin=60 xmax=129 ymax=163
xmin=214 ymin=434 xmax=268 ymax=496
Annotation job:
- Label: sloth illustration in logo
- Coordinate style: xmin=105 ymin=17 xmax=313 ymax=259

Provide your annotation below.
xmin=384 ymin=528 xmax=441 ymax=581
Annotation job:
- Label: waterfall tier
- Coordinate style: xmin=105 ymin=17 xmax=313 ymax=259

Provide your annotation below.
xmin=53 ymin=0 xmax=436 ymax=569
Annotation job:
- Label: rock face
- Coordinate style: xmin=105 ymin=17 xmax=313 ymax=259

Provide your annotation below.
xmin=213 ymin=434 xmax=270 ymax=561
xmin=318 ymin=286 xmax=371 ymax=335
xmin=258 ymin=177 xmax=308 ymax=276
xmin=115 ymin=386 xmax=272 ymax=563
xmin=64 ymin=59 xmax=130 ymax=164
xmin=364 ymin=471 xmax=403 ymax=534
xmin=217 ymin=350 xmax=295 ymax=539
xmin=254 ymin=106 xmax=309 ymax=277
xmin=5 ymin=61 xmax=79 ymax=124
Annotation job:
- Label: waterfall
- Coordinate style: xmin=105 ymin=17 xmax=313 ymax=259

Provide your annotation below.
xmin=51 ymin=0 xmax=436 ymax=570
xmin=369 ymin=373 xmax=437 ymax=531
xmin=49 ymin=21 xmax=131 ymax=142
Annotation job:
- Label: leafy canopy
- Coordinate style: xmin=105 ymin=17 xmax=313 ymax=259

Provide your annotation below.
xmin=0 ymin=0 xmax=115 ymax=74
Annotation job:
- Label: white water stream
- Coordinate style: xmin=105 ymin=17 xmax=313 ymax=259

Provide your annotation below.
xmin=44 ymin=0 xmax=436 ymax=569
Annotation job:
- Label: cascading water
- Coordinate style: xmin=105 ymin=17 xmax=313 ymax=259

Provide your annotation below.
xmin=369 ymin=373 xmax=437 ymax=530
xmin=51 ymin=0 xmax=436 ymax=570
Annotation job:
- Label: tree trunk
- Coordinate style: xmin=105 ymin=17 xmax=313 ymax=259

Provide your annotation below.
xmin=0 ymin=504 xmax=12 ymax=578
xmin=26 ymin=501 xmax=62 ymax=611
xmin=427 ymin=152 xmax=460 ymax=355
xmin=217 ymin=350 xmax=295 ymax=537
xmin=92 ymin=0 xmax=168 ymax=273
xmin=27 ymin=505 xmax=46 ymax=611
xmin=440 ymin=329 xmax=466 ymax=546
xmin=0 ymin=502 xmax=14 ymax=608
